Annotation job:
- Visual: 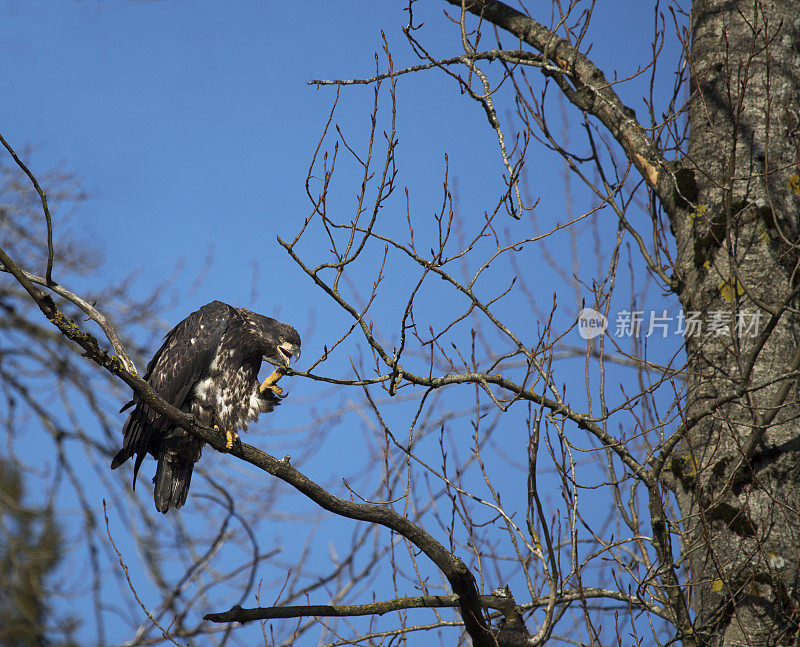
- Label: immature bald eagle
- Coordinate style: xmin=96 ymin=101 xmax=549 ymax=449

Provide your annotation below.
xmin=111 ymin=301 xmax=301 ymax=513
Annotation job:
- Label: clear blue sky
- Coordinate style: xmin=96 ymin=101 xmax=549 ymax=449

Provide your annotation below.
xmin=4 ymin=0 xmax=529 ymax=310
xmin=2 ymin=1 xmax=683 ymax=645
xmin=2 ymin=0 xmax=665 ymax=312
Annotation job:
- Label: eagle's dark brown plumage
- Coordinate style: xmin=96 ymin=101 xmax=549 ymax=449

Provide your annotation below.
xmin=111 ymin=300 xmax=301 ymax=513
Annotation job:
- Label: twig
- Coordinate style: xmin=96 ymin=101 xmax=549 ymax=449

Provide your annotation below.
xmin=308 ymin=49 xmax=567 ymax=86
xmin=103 ymin=501 xmax=186 ymax=647
xmin=0 ymin=131 xmax=56 ymax=284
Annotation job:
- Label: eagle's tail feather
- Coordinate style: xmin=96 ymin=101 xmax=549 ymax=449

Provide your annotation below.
xmin=111 ymin=414 xmax=140 ymax=470
xmin=110 ymin=447 xmax=130 ymax=471
xmin=153 ymin=449 xmax=194 ymax=513
xmin=111 ymin=413 xmax=152 ymax=490
xmin=153 ymin=433 xmax=200 ymax=513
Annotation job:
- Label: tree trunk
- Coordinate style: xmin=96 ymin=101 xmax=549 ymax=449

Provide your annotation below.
xmin=670 ymin=1 xmax=800 ymax=643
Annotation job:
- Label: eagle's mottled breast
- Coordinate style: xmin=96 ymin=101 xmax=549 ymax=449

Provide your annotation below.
xmin=191 ymin=329 xmax=272 ymax=431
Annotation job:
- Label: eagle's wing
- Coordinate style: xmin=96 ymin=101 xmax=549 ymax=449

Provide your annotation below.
xmin=112 ymin=301 xmax=236 ymax=485
xmin=145 ymin=301 xmax=235 ymax=415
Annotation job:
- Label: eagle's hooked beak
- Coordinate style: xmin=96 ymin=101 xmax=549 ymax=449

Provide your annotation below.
xmin=277 ymin=341 xmax=301 ymax=366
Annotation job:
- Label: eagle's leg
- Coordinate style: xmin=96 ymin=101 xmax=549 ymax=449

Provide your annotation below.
xmin=214 ymin=425 xmax=240 ymax=451
xmin=260 ymin=367 xmax=285 ymax=396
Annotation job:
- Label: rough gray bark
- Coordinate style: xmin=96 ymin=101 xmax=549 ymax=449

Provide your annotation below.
xmin=670 ymin=1 xmax=800 ymax=643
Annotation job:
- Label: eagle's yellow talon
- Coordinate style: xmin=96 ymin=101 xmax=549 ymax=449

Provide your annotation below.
xmin=225 ymin=429 xmax=238 ymax=450
xmin=214 ymin=425 xmax=238 ymax=450
xmin=260 ymin=367 xmax=285 ymax=396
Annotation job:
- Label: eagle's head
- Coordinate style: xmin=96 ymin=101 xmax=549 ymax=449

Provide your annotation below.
xmin=238 ymin=309 xmax=301 ymax=367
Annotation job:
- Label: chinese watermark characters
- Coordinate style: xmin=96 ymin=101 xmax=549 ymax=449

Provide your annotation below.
xmin=578 ymin=308 xmax=765 ymax=340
